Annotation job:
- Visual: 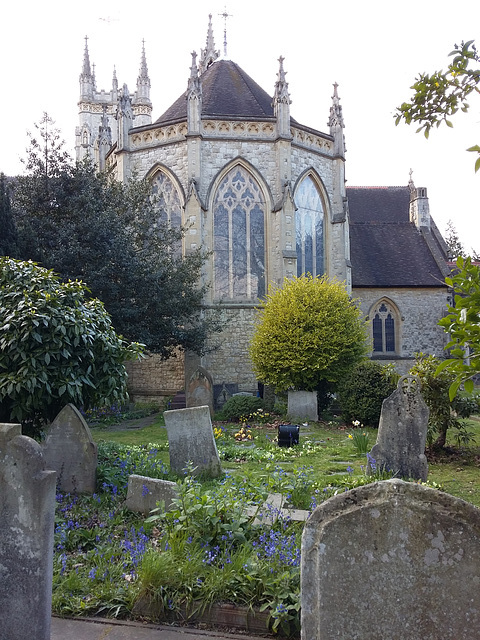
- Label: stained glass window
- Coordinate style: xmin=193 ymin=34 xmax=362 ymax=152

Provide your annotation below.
xmin=151 ymin=171 xmax=182 ymax=254
xmin=295 ymin=176 xmax=324 ymax=277
xmin=372 ymin=300 xmax=398 ymax=354
xmin=213 ymin=167 xmax=265 ymax=300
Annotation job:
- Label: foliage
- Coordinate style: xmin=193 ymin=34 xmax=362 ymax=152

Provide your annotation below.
xmin=215 ymin=394 xmax=263 ymax=422
xmin=0 ymin=258 xmax=143 ymax=431
xmin=348 ymin=428 xmax=370 ymax=454
xmin=12 ymin=114 xmax=222 ymax=357
xmin=337 ymin=360 xmax=397 ymax=427
xmin=445 ymin=220 xmax=467 ymax=260
xmin=436 ymin=256 xmax=480 ymax=399
xmin=0 ymin=173 xmax=18 ymax=257
xmin=249 ymin=275 xmax=368 ymax=393
xmin=410 ymin=353 xmax=478 ymax=448
xmin=395 ymin=40 xmax=480 ymax=172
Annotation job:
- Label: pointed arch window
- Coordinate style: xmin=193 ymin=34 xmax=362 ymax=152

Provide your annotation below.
xmin=151 ymin=171 xmax=182 ymax=254
xmin=213 ymin=166 xmax=265 ymax=300
xmin=295 ymin=176 xmax=324 ymax=277
xmin=371 ymin=300 xmax=399 ymax=354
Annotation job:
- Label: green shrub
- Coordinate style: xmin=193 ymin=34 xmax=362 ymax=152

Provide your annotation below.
xmin=338 ymin=360 xmax=397 ymax=427
xmin=215 ymin=395 xmax=263 ymax=422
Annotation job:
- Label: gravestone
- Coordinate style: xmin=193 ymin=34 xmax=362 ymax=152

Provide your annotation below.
xmin=367 ymin=375 xmax=429 ymax=480
xmin=186 ymin=366 xmax=214 ymax=415
xmin=287 ymin=390 xmax=318 ymax=422
xmin=0 ymin=423 xmax=56 ymax=640
xmin=42 ymin=403 xmax=97 ymax=494
xmin=164 ymin=405 xmax=222 ymax=477
xmin=301 ymin=479 xmax=480 ymax=640
xmin=126 ymin=474 xmax=179 ymax=515
xmin=213 ymin=383 xmax=237 ymax=410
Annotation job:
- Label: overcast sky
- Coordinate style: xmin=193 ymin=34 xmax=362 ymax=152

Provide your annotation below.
xmin=2 ymin=0 xmax=479 ymax=252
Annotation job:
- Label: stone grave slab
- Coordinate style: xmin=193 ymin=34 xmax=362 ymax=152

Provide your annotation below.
xmin=0 ymin=423 xmax=56 ymax=640
xmin=163 ymin=405 xmax=222 ymax=477
xmin=42 ymin=403 xmax=97 ymax=494
xmin=126 ymin=474 xmax=179 ymax=515
xmin=301 ymin=478 xmax=480 ymax=640
xmin=368 ymin=374 xmax=429 ymax=480
xmin=287 ymin=390 xmax=318 ymax=422
xmin=186 ymin=366 xmax=214 ymax=415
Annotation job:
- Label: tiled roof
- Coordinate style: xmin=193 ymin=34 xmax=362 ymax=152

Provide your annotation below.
xmin=347 ymin=186 xmax=448 ymax=288
xmin=156 ymin=59 xmax=277 ymax=124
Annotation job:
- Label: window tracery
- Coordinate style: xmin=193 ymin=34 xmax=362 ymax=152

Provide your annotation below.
xmin=294 ymin=176 xmax=324 ymax=277
xmin=213 ymin=166 xmax=265 ymax=300
xmin=371 ymin=300 xmax=399 ymax=354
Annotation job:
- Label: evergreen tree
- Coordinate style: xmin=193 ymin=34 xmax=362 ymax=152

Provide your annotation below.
xmin=445 ymin=220 xmax=466 ymax=259
xmin=0 ymin=173 xmax=18 ymax=257
xmin=12 ymin=115 xmax=221 ymax=356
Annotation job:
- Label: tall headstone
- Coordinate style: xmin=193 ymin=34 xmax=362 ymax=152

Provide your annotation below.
xmin=186 ymin=366 xmax=214 ymax=415
xmin=0 ymin=423 xmax=56 ymax=640
xmin=164 ymin=405 xmax=222 ymax=477
xmin=301 ymin=479 xmax=480 ymax=640
xmin=287 ymin=390 xmax=318 ymax=422
xmin=367 ymin=375 xmax=429 ymax=480
xmin=42 ymin=403 xmax=97 ymax=494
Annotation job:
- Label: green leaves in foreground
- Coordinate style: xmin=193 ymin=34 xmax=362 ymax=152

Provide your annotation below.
xmin=0 ymin=258 xmax=143 ymax=429
xmin=436 ymin=256 xmax=480 ymax=400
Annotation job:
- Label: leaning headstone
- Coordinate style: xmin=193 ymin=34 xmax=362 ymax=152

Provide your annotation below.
xmin=42 ymin=403 xmax=97 ymax=494
xmin=0 ymin=423 xmax=56 ymax=640
xmin=126 ymin=474 xmax=179 ymax=515
xmin=186 ymin=366 xmax=214 ymax=415
xmin=301 ymin=479 xmax=480 ymax=640
xmin=287 ymin=390 xmax=318 ymax=422
xmin=367 ymin=375 xmax=429 ymax=480
xmin=164 ymin=405 xmax=222 ymax=477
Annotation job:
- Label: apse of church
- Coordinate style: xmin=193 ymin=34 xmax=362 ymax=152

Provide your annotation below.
xmin=76 ymin=18 xmax=450 ymax=404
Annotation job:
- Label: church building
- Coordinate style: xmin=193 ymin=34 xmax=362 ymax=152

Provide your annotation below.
xmin=75 ymin=18 xmax=450 ymax=406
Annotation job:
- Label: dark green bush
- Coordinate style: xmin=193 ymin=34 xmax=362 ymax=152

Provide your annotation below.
xmin=337 ymin=360 xmax=397 ymax=427
xmin=215 ymin=395 xmax=263 ymax=422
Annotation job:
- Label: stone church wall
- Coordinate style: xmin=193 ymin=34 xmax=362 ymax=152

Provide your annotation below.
xmin=202 ymin=305 xmax=259 ymax=392
xmin=354 ymin=287 xmax=449 ymax=374
xmin=125 ymin=351 xmax=185 ymax=404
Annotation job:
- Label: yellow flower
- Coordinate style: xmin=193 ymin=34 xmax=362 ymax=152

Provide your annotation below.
xmin=348 ymin=434 xmax=353 ymax=439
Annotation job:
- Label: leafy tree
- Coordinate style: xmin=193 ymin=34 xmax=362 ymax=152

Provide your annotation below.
xmin=436 ymin=256 xmax=480 ymax=399
xmin=338 ymin=360 xmax=397 ymax=427
xmin=0 ymin=258 xmax=143 ymax=433
xmin=395 ymin=40 xmax=480 ymax=171
xmin=0 ymin=173 xmax=18 ymax=257
xmin=249 ymin=275 xmax=368 ymax=393
xmin=12 ymin=115 xmax=221 ymax=356
xmin=410 ymin=353 xmax=477 ymax=449
xmin=445 ymin=220 xmax=466 ymax=260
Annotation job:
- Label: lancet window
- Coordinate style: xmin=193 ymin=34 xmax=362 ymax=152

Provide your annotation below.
xmin=213 ymin=166 xmax=265 ymax=300
xmin=371 ymin=300 xmax=399 ymax=354
xmin=151 ymin=171 xmax=182 ymax=254
xmin=294 ymin=176 xmax=324 ymax=277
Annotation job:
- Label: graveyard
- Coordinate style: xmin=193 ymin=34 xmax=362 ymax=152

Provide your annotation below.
xmin=40 ymin=399 xmax=480 ymax=637
xmin=2 ymin=383 xmax=480 ymax=639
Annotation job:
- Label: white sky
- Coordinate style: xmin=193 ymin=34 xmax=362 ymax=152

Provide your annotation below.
xmin=2 ymin=0 xmax=479 ymax=252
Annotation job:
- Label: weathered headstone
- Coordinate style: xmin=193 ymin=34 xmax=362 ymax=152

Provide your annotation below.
xmin=367 ymin=374 xmax=429 ymax=480
xmin=287 ymin=390 xmax=318 ymax=422
xmin=186 ymin=366 xmax=214 ymax=415
xmin=126 ymin=474 xmax=179 ymax=515
xmin=164 ymin=405 xmax=222 ymax=477
xmin=42 ymin=403 xmax=97 ymax=494
xmin=301 ymin=479 xmax=480 ymax=640
xmin=0 ymin=423 xmax=56 ymax=640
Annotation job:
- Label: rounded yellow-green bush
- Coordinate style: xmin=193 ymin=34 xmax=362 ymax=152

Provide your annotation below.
xmin=249 ymin=275 xmax=368 ymax=392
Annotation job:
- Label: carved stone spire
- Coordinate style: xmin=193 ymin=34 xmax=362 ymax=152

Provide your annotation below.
xmin=187 ymin=51 xmax=202 ymax=134
xmin=135 ymin=40 xmax=151 ymax=105
xmin=116 ymin=84 xmax=133 ymax=151
xmin=273 ymin=56 xmax=291 ymax=137
xmin=199 ymin=14 xmax=220 ymax=74
xmin=79 ymin=36 xmax=94 ymax=100
xmin=328 ymin=82 xmax=345 ymax=130
xmin=97 ymin=105 xmax=112 ymax=171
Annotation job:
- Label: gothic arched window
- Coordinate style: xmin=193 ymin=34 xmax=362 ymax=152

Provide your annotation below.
xmin=151 ymin=171 xmax=182 ymax=254
xmin=371 ymin=300 xmax=399 ymax=354
xmin=295 ymin=176 xmax=324 ymax=277
xmin=213 ymin=166 xmax=265 ymax=300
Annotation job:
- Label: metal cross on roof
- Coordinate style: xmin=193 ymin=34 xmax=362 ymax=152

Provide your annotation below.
xmin=219 ymin=6 xmax=232 ymax=58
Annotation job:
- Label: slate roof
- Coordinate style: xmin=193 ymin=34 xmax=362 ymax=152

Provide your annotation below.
xmin=347 ymin=186 xmax=448 ymax=288
xmin=156 ymin=59 xmax=282 ymax=124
